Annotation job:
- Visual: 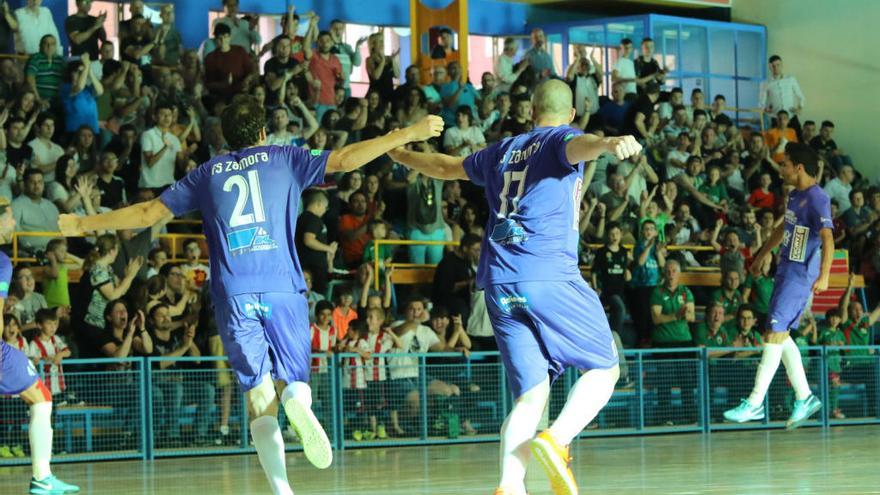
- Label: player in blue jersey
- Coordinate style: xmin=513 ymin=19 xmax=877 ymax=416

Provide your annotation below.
xmin=724 ymin=142 xmax=833 ymax=429
xmin=59 ymin=95 xmax=443 ymax=495
xmin=387 ymin=79 xmax=642 ymax=495
xmin=0 ymin=197 xmax=80 ymax=494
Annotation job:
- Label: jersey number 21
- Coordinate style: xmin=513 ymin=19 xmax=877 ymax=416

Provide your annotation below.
xmin=223 ymin=170 xmax=266 ymax=227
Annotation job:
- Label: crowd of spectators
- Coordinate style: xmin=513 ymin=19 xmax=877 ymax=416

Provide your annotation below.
xmin=0 ymin=0 xmax=878 ymax=453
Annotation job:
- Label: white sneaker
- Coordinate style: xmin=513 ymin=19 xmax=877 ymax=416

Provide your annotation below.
xmin=283 ymin=398 xmax=332 ymax=469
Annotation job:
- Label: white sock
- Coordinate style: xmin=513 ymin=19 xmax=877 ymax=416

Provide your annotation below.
xmin=747 ymin=343 xmax=783 ymax=407
xmin=281 ymin=381 xmax=312 ymax=409
xmin=499 ymin=379 xmax=549 ymax=494
xmin=548 ymin=367 xmax=619 ymax=445
xmin=29 ymin=402 xmax=53 ymax=481
xmin=780 ymin=337 xmax=812 ymax=401
xmin=251 ymin=416 xmax=293 ymax=495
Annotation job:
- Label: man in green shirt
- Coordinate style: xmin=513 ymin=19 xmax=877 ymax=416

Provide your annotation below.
xmin=819 ymin=308 xmax=846 ymax=419
xmin=838 ymin=275 xmax=879 ymax=417
xmin=649 ymin=258 xmax=696 ymax=425
xmin=25 ymin=34 xmax=65 ymax=104
xmin=711 ymin=269 xmax=744 ymax=323
xmin=694 ymin=301 xmax=732 ymax=352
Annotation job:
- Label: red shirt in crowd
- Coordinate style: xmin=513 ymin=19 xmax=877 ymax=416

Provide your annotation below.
xmin=747 ymin=188 xmax=776 ymax=210
xmin=309 ymin=53 xmax=342 ymax=106
xmin=204 ymin=45 xmax=256 ymax=98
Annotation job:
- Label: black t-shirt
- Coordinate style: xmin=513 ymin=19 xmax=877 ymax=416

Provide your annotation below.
xmin=65 ymin=14 xmax=106 ymax=59
xmin=810 ymin=136 xmax=837 ymax=155
xmin=149 ymin=329 xmax=183 ymax=372
xmin=6 ymin=143 xmax=32 ymax=168
xmin=97 ymin=175 xmax=127 ymax=209
xmin=634 ymin=57 xmax=661 ymax=81
xmin=111 ymin=228 xmax=152 ymax=281
xmin=431 ymin=251 xmax=474 ymax=313
xmin=624 ymin=94 xmax=655 ymax=136
xmin=0 ymin=14 xmax=12 ymax=54
xmin=593 ymin=245 xmax=628 ymax=298
xmin=295 ymin=210 xmax=328 ymax=270
xmin=501 ymin=117 xmax=533 ymax=137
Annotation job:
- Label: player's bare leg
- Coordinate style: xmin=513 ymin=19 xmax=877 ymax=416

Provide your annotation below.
xmin=531 ymin=365 xmax=620 ymax=495
xmin=20 ymin=380 xmax=79 ymax=494
xmin=496 ymin=379 xmax=550 ymax=495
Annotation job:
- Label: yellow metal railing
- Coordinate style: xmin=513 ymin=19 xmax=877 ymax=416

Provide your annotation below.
xmin=11 ymin=231 xmax=208 ymax=264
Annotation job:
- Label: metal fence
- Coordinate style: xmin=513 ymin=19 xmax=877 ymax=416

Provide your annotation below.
xmin=1 ymin=347 xmax=878 ymax=465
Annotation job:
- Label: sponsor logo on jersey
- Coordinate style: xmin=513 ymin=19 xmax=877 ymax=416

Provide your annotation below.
xmin=789 ymin=225 xmax=809 ymax=263
xmin=226 ymin=227 xmax=278 ymax=254
xmin=489 ymin=218 xmax=527 ymax=245
xmin=310 ymin=149 xmax=322 ymax=157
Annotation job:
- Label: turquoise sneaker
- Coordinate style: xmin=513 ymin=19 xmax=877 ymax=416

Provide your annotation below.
xmin=723 ymin=399 xmax=765 ymax=423
xmin=786 ymin=394 xmax=822 ymax=430
xmin=30 ymin=475 xmax=80 ymax=494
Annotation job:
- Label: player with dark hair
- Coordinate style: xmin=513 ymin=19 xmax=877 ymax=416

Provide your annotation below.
xmin=59 ymin=95 xmax=443 ymax=495
xmin=724 ymin=142 xmax=833 ymax=429
xmin=0 ymin=196 xmax=80 ymax=494
xmin=387 ymin=78 xmax=642 ymax=495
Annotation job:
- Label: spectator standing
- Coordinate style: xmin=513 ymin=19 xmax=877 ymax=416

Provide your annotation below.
xmin=152 ymin=5 xmax=183 ymax=68
xmin=25 ymin=35 xmax=65 ymax=106
xmin=365 ymin=31 xmax=399 ymax=105
xmin=634 ymin=37 xmax=664 ymax=94
xmin=27 ymin=310 xmax=68 ymax=396
xmin=759 ymin=55 xmax=805 ymax=137
xmin=339 ymin=191 xmax=373 ymax=269
xmin=309 ymin=31 xmax=343 ymax=121
xmin=329 ymin=19 xmax=365 ymax=98
xmin=65 ymin=0 xmax=106 ymax=59
xmin=628 ymin=219 xmax=665 ymax=347
xmin=296 ymin=191 xmax=336 ymax=295
xmin=204 ymin=23 xmax=257 ymax=100
xmin=60 ymin=56 xmax=102 ymax=135
xmin=524 ymin=28 xmax=555 ymax=82
xmin=10 ymin=0 xmax=62 ymax=56
xmin=139 ymin=103 xmax=182 ymax=191
xmin=406 ymin=166 xmax=445 ymax=264
xmin=432 ymin=234 xmax=480 ymax=320
xmin=592 ymin=223 xmax=633 ymax=347
xmin=824 ymin=164 xmax=854 ymax=213
xmin=649 ymin=259 xmax=696 ymax=425
xmin=611 ymin=38 xmax=637 ymax=97
xmin=212 ymin=0 xmax=260 ymax=54
xmin=494 ymin=37 xmax=528 ymax=94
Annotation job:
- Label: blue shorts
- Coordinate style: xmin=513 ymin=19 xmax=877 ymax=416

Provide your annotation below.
xmin=213 ymin=292 xmax=311 ymax=392
xmin=766 ymin=274 xmax=812 ymax=332
xmin=485 ymin=279 xmax=619 ymax=399
xmin=0 ymin=341 xmax=39 ymax=396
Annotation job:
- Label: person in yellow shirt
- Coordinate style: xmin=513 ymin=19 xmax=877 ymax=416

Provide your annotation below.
xmin=764 ymin=109 xmax=798 ymax=163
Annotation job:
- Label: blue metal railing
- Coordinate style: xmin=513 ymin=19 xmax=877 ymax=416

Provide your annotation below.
xmin=0 ymin=347 xmax=877 ymax=466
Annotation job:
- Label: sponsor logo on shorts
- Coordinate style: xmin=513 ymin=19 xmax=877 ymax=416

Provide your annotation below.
xmin=499 ymin=294 xmax=529 ymax=311
xmin=226 ymin=227 xmax=278 ymax=255
xmin=244 ymin=302 xmax=273 ymax=319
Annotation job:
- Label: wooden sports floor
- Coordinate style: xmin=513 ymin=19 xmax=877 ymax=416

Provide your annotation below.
xmin=1 ymin=426 xmax=877 ymax=494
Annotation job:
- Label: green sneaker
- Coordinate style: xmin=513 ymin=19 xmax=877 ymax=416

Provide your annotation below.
xmin=352 ymin=430 xmax=363 ymax=441
xmin=376 ymin=425 xmax=387 ymax=439
xmin=11 ymin=445 xmax=25 ymax=457
xmin=0 ymin=445 xmax=12 ymax=458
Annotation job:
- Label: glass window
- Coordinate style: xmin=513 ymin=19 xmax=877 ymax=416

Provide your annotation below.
xmin=652 ymin=21 xmax=679 ymax=74
xmin=680 ymin=24 xmax=708 ymax=74
xmin=709 ymin=29 xmax=735 ymax=76
xmin=736 ymin=30 xmax=764 ymax=79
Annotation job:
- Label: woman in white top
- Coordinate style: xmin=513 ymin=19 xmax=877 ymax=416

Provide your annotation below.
xmin=46 ymin=155 xmax=88 ymax=213
xmin=442 ymin=106 xmax=486 ymax=158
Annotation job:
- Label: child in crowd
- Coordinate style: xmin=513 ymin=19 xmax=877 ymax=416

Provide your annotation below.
xmin=820 ymin=308 xmax=846 ymax=419
xmin=180 ymin=239 xmax=210 ymax=290
xmin=339 ymin=319 xmax=373 ymax=441
xmin=43 ymin=238 xmax=83 ymax=314
xmin=13 ymin=266 xmax=48 ymax=332
xmin=27 ymin=309 xmax=70 ymax=400
xmin=332 ymin=286 xmax=358 ymax=340
xmin=363 ymin=307 xmax=396 ymax=440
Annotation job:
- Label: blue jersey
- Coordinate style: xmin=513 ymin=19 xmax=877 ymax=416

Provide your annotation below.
xmin=778 ymin=185 xmax=834 ymax=281
xmin=463 ymin=125 xmax=585 ymax=289
xmin=160 ymin=145 xmax=328 ymax=300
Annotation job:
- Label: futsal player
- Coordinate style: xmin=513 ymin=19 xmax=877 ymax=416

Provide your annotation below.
xmin=59 ymin=95 xmax=443 ymax=495
xmin=387 ymin=79 xmax=642 ymax=495
xmin=724 ymin=142 xmax=832 ymax=429
xmin=0 ymin=197 xmax=80 ymax=495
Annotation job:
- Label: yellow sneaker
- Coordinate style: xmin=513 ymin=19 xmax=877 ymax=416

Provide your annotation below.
xmin=529 ymin=431 xmax=578 ymax=495
xmin=493 ymin=488 xmax=528 ymax=495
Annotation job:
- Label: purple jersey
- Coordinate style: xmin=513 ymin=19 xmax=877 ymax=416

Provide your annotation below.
xmin=778 ymin=185 xmax=834 ymax=281
xmin=160 ymin=145 xmax=328 ymax=300
xmin=463 ymin=126 xmax=585 ymax=289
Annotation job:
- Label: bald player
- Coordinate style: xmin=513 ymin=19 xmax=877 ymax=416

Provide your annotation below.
xmin=387 ymin=79 xmax=642 ymax=495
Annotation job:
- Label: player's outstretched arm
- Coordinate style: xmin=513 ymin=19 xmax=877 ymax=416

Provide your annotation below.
xmin=386 ymin=147 xmax=468 ymax=181
xmin=58 ymin=199 xmax=174 ymax=236
xmin=565 ymin=134 xmax=642 ymax=164
xmin=326 ymin=115 xmax=444 ymax=173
